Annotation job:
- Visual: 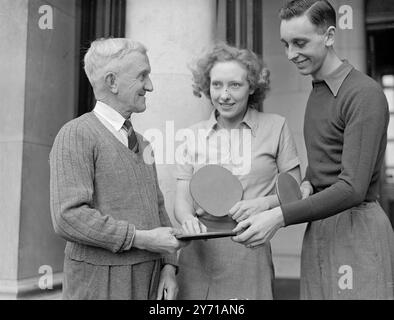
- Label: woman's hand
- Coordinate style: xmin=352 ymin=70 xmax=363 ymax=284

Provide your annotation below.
xmin=300 ymin=180 xmax=313 ymax=199
xmin=228 ymin=197 xmax=271 ymax=222
xmin=181 ymin=216 xmax=207 ymax=234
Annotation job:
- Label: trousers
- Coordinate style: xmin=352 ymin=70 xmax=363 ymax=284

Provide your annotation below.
xmin=300 ymin=201 xmax=394 ymax=300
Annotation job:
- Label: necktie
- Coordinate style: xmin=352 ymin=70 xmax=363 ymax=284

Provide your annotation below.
xmin=122 ymin=119 xmax=138 ymax=151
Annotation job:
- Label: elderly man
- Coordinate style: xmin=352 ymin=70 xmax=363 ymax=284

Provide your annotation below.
xmin=49 ymin=38 xmax=185 ymax=300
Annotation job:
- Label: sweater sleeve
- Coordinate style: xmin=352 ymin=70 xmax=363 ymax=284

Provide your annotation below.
xmin=49 ymin=121 xmax=134 ymax=253
xmin=282 ymin=85 xmax=389 ymax=226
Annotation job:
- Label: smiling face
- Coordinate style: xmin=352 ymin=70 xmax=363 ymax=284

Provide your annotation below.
xmin=115 ymin=52 xmax=153 ymax=118
xmin=280 ymin=14 xmax=330 ymax=79
xmin=209 ymin=60 xmax=253 ymax=127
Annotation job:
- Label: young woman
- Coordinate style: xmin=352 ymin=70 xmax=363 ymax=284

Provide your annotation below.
xmin=174 ymin=42 xmax=301 ymax=299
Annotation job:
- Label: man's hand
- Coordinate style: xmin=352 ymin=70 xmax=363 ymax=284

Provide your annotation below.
xmin=133 ymin=227 xmax=187 ymax=254
xmin=232 ymin=207 xmax=285 ymax=248
xmin=300 ymin=180 xmax=313 ymax=199
xmin=157 ymin=264 xmax=178 ymax=300
xmin=228 ymin=197 xmax=271 ymax=222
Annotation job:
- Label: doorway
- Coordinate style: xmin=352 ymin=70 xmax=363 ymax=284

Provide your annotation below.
xmin=76 ymin=0 xmax=126 ymax=117
xmin=367 ymin=25 xmax=394 ymax=227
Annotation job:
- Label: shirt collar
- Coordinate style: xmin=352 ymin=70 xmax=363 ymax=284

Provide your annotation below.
xmin=203 ymin=107 xmax=258 ymax=138
xmin=312 ymin=60 xmax=353 ymax=97
xmin=242 ymin=108 xmax=259 ymax=136
xmin=203 ymin=110 xmax=219 ymax=137
xmin=93 ymin=101 xmax=128 ymax=131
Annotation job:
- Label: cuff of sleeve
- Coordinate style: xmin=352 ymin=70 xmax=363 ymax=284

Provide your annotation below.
xmin=161 ymin=253 xmax=179 ymax=274
xmin=119 ymin=224 xmax=136 ymax=252
xmin=279 ymin=158 xmax=301 ymax=173
xmin=281 ymin=198 xmax=313 ymax=226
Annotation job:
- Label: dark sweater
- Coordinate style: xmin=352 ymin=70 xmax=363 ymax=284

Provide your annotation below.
xmin=50 ymin=112 xmax=177 ymax=266
xmin=282 ymin=61 xmax=389 ymax=226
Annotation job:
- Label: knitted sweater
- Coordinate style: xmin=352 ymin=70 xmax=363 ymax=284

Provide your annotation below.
xmin=282 ymin=62 xmax=389 ymax=225
xmin=49 ymin=112 xmax=177 ymax=266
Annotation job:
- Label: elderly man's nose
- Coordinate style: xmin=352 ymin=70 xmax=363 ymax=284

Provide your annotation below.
xmin=144 ymin=77 xmax=153 ymax=92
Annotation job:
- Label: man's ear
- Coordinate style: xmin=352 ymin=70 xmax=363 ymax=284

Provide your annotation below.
xmin=104 ymin=72 xmax=118 ymax=94
xmin=325 ymin=26 xmax=336 ymax=47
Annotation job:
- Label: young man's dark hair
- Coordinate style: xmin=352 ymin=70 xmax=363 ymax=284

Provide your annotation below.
xmin=279 ymin=0 xmax=336 ymax=33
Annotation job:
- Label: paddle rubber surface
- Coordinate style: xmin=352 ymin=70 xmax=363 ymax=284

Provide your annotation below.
xmin=276 ymin=172 xmax=302 ymax=205
xmin=189 ymin=165 xmax=243 ymax=217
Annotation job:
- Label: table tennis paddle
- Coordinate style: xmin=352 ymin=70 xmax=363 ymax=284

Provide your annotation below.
xmin=190 ymin=165 xmax=243 ymax=217
xmin=276 ymin=172 xmax=302 ymax=205
xmin=176 ymin=165 xmax=243 ymax=240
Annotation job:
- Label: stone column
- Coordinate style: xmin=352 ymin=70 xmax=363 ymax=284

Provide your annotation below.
xmin=0 ymin=0 xmax=27 ymax=298
xmin=125 ymin=0 xmax=216 ymax=223
xmin=0 ymin=0 xmax=78 ymax=299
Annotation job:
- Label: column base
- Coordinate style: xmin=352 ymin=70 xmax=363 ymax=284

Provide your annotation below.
xmin=0 ymin=272 xmax=63 ymax=300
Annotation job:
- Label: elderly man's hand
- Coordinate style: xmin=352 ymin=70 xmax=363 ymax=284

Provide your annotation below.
xmin=133 ymin=227 xmax=187 ymax=254
xmin=231 ymin=207 xmax=285 ymax=248
xmin=157 ymin=264 xmax=178 ymax=300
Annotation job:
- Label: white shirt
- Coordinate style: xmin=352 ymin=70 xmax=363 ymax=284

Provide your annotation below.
xmin=93 ymin=101 xmax=129 ymax=147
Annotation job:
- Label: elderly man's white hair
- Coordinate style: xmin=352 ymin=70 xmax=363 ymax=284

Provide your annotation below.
xmin=84 ymin=38 xmax=147 ymax=91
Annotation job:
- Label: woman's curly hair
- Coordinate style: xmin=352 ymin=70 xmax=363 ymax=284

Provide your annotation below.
xmin=190 ymin=42 xmax=270 ymax=110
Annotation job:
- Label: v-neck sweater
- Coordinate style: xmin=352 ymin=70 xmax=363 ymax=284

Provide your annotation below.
xmin=50 ymin=112 xmax=176 ymax=266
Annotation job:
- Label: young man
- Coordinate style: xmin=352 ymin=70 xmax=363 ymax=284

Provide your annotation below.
xmin=50 ymin=38 xmax=186 ymax=300
xmin=233 ymin=0 xmax=394 ymax=299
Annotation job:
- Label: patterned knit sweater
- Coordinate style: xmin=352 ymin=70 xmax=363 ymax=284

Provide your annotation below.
xmin=49 ymin=112 xmax=177 ymax=266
